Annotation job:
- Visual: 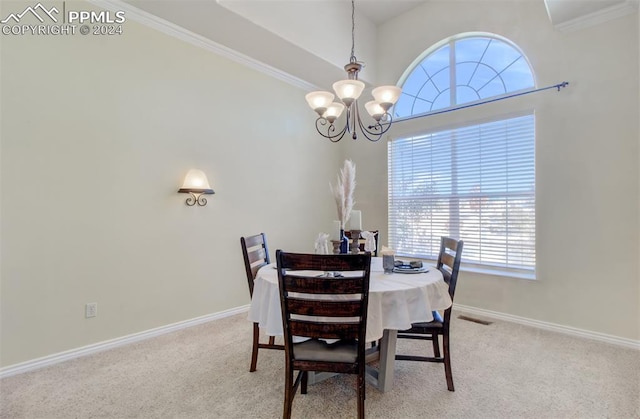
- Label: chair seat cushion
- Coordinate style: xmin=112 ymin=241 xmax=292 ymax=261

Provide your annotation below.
xmin=404 ymin=319 xmax=444 ymax=334
xmin=293 ymin=339 xmax=358 ymax=363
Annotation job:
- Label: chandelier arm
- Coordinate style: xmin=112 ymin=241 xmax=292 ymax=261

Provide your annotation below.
xmin=352 ymin=106 xmax=396 ymax=142
xmin=354 ymin=111 xmax=383 ymax=142
xmin=361 ymin=110 xmax=394 ymax=134
xmin=349 ymin=103 xmax=357 ymax=140
xmin=368 ymin=113 xmax=394 ymax=135
xmin=315 ymin=117 xmax=349 ymax=142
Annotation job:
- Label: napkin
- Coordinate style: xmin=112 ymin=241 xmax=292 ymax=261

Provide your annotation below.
xmin=361 ymin=231 xmax=377 ymax=253
xmin=314 ymin=233 xmax=330 ymax=254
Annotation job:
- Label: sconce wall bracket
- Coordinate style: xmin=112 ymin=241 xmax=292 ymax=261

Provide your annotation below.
xmin=178 ymin=188 xmax=215 ymax=206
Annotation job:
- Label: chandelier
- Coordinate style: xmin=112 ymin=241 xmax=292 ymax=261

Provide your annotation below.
xmin=304 ymin=0 xmax=401 ymax=142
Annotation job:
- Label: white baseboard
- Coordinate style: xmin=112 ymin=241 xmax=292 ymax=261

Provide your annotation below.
xmin=0 ymin=305 xmax=249 ymax=379
xmin=3 ymin=303 xmax=638 ymax=379
xmin=454 ymin=303 xmax=640 ymax=350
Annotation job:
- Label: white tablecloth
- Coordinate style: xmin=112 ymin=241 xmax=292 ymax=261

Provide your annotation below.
xmin=247 ymin=257 xmax=452 ymax=342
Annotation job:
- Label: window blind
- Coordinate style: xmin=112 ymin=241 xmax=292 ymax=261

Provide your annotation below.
xmin=388 ymin=113 xmax=535 ymax=272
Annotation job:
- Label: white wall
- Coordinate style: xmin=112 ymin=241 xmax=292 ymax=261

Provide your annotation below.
xmin=346 ymin=1 xmax=639 ymax=340
xmin=0 ymin=1 xmax=342 ymax=367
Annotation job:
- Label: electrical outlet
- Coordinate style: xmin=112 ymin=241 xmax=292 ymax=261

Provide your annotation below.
xmin=85 ymin=302 xmax=97 ymax=318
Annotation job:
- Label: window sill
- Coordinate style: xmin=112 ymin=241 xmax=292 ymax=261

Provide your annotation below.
xmin=459 ymin=264 xmax=536 ymax=281
xmin=406 ymin=257 xmax=536 ymax=281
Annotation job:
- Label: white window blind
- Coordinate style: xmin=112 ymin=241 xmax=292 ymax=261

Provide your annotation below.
xmin=388 ymin=113 xmax=535 ymax=272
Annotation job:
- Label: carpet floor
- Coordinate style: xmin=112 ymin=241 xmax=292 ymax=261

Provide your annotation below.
xmin=1 ymin=310 xmax=639 ymax=418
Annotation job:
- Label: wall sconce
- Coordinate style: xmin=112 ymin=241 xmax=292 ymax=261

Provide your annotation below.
xmin=178 ymin=169 xmax=215 ymax=206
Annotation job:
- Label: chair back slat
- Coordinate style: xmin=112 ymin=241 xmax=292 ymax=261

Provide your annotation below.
xmin=246 ymin=247 xmax=267 ymax=264
xmin=278 ymin=252 xmax=370 ymax=272
xmin=283 ymin=276 xmax=365 ymax=295
xmin=440 ymin=253 xmax=455 ymax=272
xmin=243 ymin=234 xmax=267 ymax=249
xmin=287 ymin=298 xmax=363 ymax=317
xmin=442 ymin=237 xmax=460 ymax=253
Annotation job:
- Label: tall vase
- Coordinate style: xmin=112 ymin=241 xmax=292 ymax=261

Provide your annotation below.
xmin=340 ymin=229 xmax=349 ymax=254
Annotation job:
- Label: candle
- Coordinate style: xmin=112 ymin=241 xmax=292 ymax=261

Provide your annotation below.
xmin=332 ymin=220 xmax=341 ymax=241
xmin=349 ymin=210 xmax=362 ymax=230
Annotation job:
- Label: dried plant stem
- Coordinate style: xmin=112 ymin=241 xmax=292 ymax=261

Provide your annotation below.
xmin=330 ymin=159 xmax=356 ymax=229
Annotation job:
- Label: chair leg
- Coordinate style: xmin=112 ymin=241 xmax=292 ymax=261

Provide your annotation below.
xmin=443 ymin=334 xmax=454 ymax=391
xmin=283 ymin=365 xmax=294 ymax=419
xmin=301 ymin=371 xmax=308 ymax=394
xmin=432 ymin=334 xmax=441 ymax=358
xmin=357 ymin=373 xmax=365 ymax=419
xmin=269 ymin=335 xmax=276 ymax=345
xmin=250 ymin=323 xmax=260 ymax=372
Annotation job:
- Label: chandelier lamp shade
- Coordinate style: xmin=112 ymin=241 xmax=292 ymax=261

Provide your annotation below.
xmin=305 ymin=0 xmax=401 ymax=142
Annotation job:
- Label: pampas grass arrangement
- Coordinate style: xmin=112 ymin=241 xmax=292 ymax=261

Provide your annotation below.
xmin=330 ymin=159 xmax=356 ymax=229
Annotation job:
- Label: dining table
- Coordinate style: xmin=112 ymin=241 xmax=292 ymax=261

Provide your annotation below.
xmin=247 ymin=256 xmax=452 ymax=392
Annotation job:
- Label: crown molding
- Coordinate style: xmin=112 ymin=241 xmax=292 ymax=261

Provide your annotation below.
xmin=86 ymin=0 xmax=318 ymax=91
xmin=554 ymin=0 xmax=639 ymax=32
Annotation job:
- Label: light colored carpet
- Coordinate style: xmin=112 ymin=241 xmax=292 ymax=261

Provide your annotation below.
xmin=1 ymin=311 xmax=639 ymax=418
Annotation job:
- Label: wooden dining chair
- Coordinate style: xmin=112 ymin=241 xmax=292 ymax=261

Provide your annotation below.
xmin=395 ymin=236 xmax=464 ymax=391
xmin=344 ymin=230 xmax=379 ymax=256
xmin=276 ymin=251 xmax=372 ymax=419
xmin=240 ymin=233 xmax=284 ymax=372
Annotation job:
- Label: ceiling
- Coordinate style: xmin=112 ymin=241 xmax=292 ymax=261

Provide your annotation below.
xmin=349 ymin=0 xmax=636 ymax=26
xmin=117 ymin=0 xmax=638 ymax=89
xmin=346 ymin=0 xmax=429 ymax=25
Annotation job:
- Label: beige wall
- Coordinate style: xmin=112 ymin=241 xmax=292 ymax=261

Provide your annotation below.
xmin=346 ymin=1 xmax=639 ymax=340
xmin=0 ymin=1 xmax=342 ymax=367
xmin=1 ymin=0 xmax=638 ymax=369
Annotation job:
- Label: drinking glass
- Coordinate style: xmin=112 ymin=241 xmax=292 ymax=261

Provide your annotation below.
xmin=383 ymin=254 xmax=394 ymax=274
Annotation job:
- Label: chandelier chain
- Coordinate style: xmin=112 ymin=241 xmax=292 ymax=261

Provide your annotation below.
xmin=350 ymin=0 xmax=356 ymax=62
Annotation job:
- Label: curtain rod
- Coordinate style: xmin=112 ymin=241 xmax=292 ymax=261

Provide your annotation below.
xmin=396 ymin=81 xmax=569 ymax=122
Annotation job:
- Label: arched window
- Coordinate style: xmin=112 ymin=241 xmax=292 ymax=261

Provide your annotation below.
xmin=388 ymin=34 xmax=537 ymax=276
xmin=394 ymin=34 xmax=535 ymax=118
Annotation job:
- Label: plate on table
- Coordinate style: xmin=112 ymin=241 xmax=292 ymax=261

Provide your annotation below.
xmin=393 ymin=266 xmax=429 ymax=274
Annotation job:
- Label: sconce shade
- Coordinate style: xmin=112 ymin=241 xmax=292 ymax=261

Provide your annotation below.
xmin=179 ymin=169 xmax=214 ymax=193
